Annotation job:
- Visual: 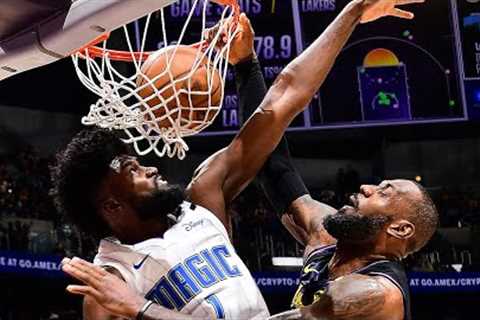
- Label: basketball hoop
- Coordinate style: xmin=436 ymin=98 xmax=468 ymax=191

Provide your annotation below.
xmin=72 ymin=0 xmax=240 ymax=159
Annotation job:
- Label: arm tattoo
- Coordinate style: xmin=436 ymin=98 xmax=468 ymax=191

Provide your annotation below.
xmin=312 ymin=275 xmax=387 ymax=320
xmin=330 ymin=285 xmax=385 ymax=319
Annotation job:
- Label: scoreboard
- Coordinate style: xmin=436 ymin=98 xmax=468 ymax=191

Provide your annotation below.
xmin=134 ymin=0 xmax=302 ymax=132
xmin=135 ymin=0 xmax=477 ymax=135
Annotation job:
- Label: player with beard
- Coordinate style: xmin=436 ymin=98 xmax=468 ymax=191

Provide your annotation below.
xmin=263 ymin=180 xmax=437 ymax=320
xmin=239 ymin=6 xmax=436 ymax=320
xmin=232 ymin=1 xmax=435 ymax=318
xmin=56 ymin=1 xmax=426 ymax=320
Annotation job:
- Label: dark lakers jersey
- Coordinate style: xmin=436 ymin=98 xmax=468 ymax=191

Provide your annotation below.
xmin=292 ymin=245 xmax=411 ymax=320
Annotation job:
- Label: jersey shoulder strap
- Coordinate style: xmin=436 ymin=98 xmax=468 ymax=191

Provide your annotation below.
xmin=292 ymin=245 xmax=336 ymax=308
xmin=358 ymin=260 xmax=411 ymax=320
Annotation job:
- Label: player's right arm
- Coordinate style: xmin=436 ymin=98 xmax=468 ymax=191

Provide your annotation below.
xmin=62 ymin=258 xmax=197 ymax=320
xmin=189 ymin=0 xmax=367 ymax=228
xmin=243 ymin=0 xmax=423 ymax=254
xmin=82 ymin=266 xmax=125 ymax=320
xmin=269 ymin=274 xmax=404 ymax=320
xmin=83 ymin=295 xmax=123 ymax=320
xmin=188 ymin=0 xmax=422 ymax=232
xmin=240 ymin=103 xmax=338 ymax=251
xmin=235 ymin=61 xmax=338 ymax=251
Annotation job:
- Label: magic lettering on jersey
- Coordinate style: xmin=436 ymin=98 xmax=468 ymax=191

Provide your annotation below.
xmin=145 ymin=244 xmax=243 ymax=310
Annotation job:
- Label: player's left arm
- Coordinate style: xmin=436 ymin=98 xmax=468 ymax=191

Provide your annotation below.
xmin=188 ymin=1 xmax=367 ymax=227
xmin=186 ymin=13 xmax=258 ymax=227
xmin=189 ymin=0 xmax=423 ymax=228
xmin=269 ymin=274 xmax=404 ymax=320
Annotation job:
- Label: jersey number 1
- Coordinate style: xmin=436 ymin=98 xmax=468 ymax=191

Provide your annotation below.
xmin=206 ymin=294 xmax=225 ymax=319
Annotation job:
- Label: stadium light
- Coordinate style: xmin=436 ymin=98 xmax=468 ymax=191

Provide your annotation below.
xmin=272 ymin=257 xmax=303 ymax=267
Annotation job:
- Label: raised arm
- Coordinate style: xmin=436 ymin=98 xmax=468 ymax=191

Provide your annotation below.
xmin=267 ymin=0 xmax=424 ymax=251
xmin=189 ymin=0 xmax=423 ymax=229
xmin=188 ymin=1 xmax=367 ymax=228
xmin=235 ymin=44 xmax=337 ymax=250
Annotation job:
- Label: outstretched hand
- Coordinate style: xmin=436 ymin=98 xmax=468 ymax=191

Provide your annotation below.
xmin=62 ymin=257 xmax=145 ymax=319
xmin=360 ymin=0 xmax=425 ymax=23
xmin=205 ymin=13 xmax=256 ymax=65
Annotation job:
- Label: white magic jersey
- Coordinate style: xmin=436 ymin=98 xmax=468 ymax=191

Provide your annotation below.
xmin=94 ymin=201 xmax=269 ymax=319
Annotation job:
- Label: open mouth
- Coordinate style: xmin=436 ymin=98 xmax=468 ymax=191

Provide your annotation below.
xmin=349 ymin=194 xmax=359 ymax=208
xmin=155 ymin=176 xmax=168 ymax=186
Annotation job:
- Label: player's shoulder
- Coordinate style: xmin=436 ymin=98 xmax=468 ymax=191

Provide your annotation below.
xmin=330 ymin=274 xmax=404 ymax=320
xmin=94 ymin=237 xmax=161 ymax=266
xmin=93 ymin=238 xmax=143 ymax=289
xmin=303 ymin=244 xmax=336 ymax=265
xmin=97 ymin=237 xmax=157 ymax=252
xmin=96 ymin=237 xmax=130 ymax=255
xmin=372 ymin=276 xmax=405 ymax=319
xmin=362 ymin=259 xmax=409 ymax=305
xmin=177 ymin=201 xmax=230 ymax=238
xmin=373 ymin=275 xmax=405 ymax=297
xmin=95 ymin=238 xmax=138 ymax=262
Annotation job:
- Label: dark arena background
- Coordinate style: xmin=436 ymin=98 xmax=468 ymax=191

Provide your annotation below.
xmin=1 ymin=0 xmax=480 ymax=319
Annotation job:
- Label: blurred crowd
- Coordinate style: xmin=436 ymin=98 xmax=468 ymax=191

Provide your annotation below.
xmin=435 ymin=186 xmax=480 ymax=228
xmin=0 ymin=148 xmax=97 ymax=260
xmin=0 ymin=220 xmax=32 ymax=251
xmin=0 ymin=150 xmax=479 ymax=320
xmin=0 ymin=148 xmax=55 ymax=221
xmin=1 ymin=147 xmax=480 ymax=272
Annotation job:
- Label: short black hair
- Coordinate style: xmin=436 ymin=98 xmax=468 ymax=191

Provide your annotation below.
xmin=408 ymin=182 xmax=439 ymax=252
xmin=50 ymin=128 xmax=129 ymax=240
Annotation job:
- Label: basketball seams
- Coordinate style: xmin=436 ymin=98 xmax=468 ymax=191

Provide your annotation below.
xmin=137 ymin=46 xmax=222 ymax=130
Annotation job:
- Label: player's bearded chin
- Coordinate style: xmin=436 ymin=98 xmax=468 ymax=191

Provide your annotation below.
xmin=323 ymin=207 xmax=391 ymax=243
xmin=134 ymin=185 xmax=185 ymax=220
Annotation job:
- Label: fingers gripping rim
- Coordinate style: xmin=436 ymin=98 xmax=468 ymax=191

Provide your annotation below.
xmin=73 ymin=0 xmax=240 ymax=160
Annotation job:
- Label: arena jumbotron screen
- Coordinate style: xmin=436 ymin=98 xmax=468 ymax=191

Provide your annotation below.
xmin=139 ymin=0 xmax=470 ymax=134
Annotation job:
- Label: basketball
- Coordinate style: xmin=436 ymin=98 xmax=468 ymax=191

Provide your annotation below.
xmin=136 ymin=45 xmax=222 ymax=130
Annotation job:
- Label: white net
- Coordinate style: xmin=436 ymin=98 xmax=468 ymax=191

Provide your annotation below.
xmin=72 ymin=0 xmax=239 ymax=159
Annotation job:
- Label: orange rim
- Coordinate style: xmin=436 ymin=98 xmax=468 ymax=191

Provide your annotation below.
xmin=75 ymin=1 xmax=240 ymax=62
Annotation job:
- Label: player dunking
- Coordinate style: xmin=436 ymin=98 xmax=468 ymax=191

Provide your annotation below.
xmin=239 ymin=2 xmax=434 ymax=319
xmin=58 ymin=1 xmax=424 ymax=319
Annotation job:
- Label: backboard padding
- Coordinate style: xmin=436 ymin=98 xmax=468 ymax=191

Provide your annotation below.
xmin=0 ymin=0 xmax=71 ymax=41
xmin=0 ymin=0 xmax=177 ymax=81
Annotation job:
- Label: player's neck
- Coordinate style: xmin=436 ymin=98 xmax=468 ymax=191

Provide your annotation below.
xmin=115 ymin=219 xmax=169 ymax=244
xmin=328 ymin=242 xmax=390 ymax=279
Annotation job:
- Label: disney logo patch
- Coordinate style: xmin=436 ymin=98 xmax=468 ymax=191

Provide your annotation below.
xmin=182 ymin=219 xmax=204 ymax=231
